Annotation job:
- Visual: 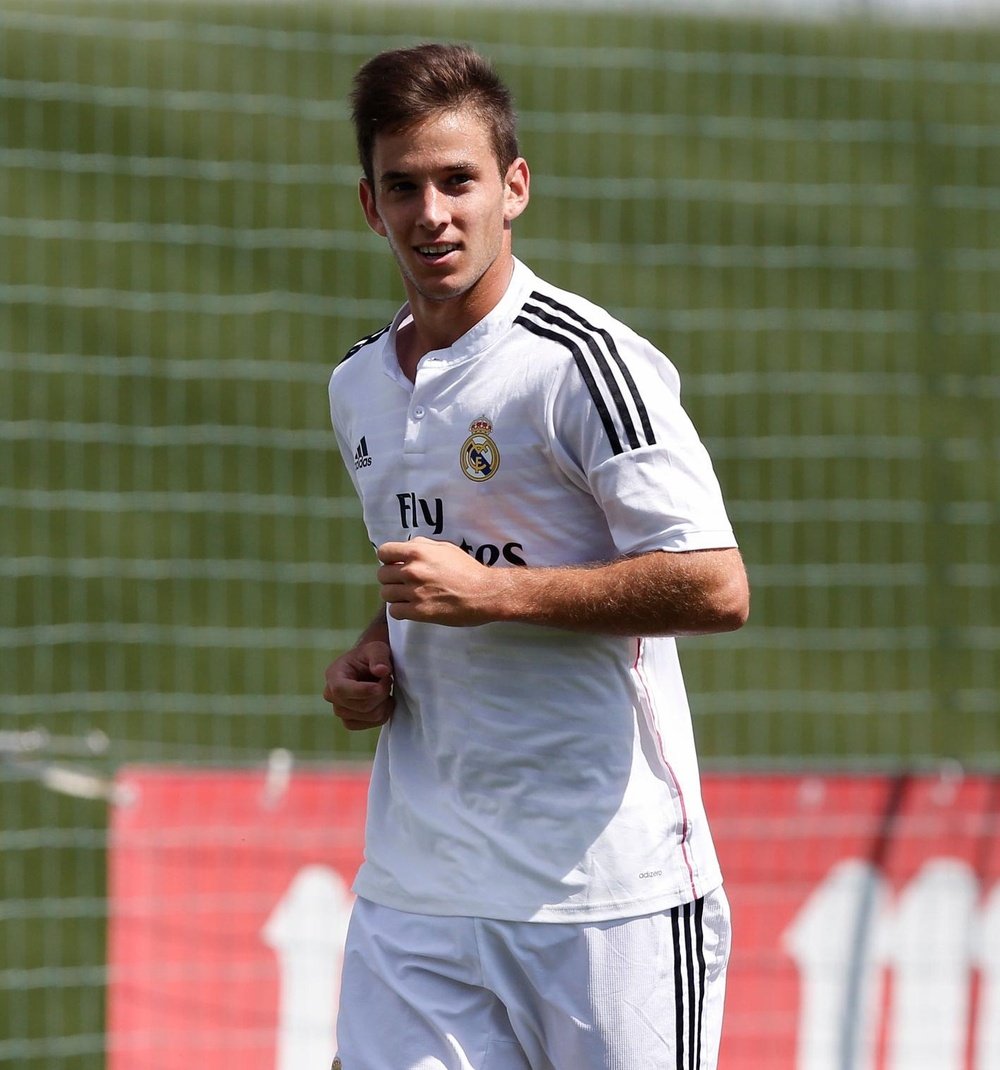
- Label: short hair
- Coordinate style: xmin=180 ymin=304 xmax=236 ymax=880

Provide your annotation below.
xmin=349 ymin=43 xmax=519 ymax=188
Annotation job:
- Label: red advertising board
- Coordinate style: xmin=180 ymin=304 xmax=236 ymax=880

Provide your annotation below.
xmin=108 ymin=768 xmax=1000 ymax=1069
xmin=107 ymin=765 xmax=370 ymax=1070
xmin=706 ymin=772 xmax=1000 ymax=1069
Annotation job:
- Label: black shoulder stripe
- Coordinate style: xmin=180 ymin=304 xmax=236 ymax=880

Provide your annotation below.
xmin=523 ymin=299 xmax=642 ymax=451
xmin=529 ymin=291 xmax=656 ymax=447
xmin=341 ymin=322 xmax=391 ymax=363
xmin=514 ymin=315 xmax=623 ymax=455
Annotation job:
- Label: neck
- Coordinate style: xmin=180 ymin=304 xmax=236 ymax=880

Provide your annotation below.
xmin=396 ymin=254 xmax=515 ymax=381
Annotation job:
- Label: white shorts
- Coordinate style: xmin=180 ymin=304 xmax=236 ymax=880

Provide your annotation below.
xmin=334 ymin=888 xmax=731 ymax=1070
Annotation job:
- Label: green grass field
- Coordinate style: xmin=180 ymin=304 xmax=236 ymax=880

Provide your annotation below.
xmin=1 ymin=1 xmax=998 ymax=1064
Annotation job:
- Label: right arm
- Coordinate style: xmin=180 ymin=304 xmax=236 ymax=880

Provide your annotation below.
xmin=323 ymin=608 xmax=395 ymax=731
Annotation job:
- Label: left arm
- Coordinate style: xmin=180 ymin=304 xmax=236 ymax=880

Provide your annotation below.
xmin=376 ymin=537 xmax=749 ymax=637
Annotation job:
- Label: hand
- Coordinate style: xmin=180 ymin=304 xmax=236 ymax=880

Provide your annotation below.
xmin=377 ymin=537 xmax=508 ymax=626
xmin=323 ymin=641 xmax=395 ymax=731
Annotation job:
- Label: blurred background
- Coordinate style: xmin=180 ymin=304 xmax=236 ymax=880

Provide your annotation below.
xmin=1 ymin=0 xmax=998 ymax=1066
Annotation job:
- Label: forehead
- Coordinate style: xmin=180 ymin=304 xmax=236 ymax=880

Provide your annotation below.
xmin=372 ymin=108 xmax=496 ymax=177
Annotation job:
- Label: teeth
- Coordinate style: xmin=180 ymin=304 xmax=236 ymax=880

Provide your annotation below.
xmin=418 ymin=244 xmax=458 ymax=255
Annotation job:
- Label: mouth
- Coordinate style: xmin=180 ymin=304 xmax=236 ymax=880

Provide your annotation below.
xmin=415 ymin=243 xmax=460 ymax=262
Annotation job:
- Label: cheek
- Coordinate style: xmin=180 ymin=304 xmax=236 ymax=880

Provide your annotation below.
xmin=474 ymin=200 xmax=509 ymax=239
xmin=378 ymin=206 xmax=403 ymax=236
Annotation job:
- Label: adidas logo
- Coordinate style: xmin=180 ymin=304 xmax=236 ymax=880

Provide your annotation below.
xmin=353 ymin=435 xmax=372 ymax=470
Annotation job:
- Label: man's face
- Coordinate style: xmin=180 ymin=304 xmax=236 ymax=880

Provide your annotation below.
xmin=359 ymin=108 xmax=529 ymax=309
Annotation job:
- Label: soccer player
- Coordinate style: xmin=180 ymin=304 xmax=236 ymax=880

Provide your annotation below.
xmin=324 ymin=42 xmax=750 ymax=1070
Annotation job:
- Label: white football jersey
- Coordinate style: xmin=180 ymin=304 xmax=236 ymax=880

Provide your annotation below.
xmin=329 ymin=259 xmax=738 ymax=922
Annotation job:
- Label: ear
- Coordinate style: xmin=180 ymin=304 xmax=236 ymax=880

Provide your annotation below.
xmin=502 ymin=158 xmax=530 ymax=223
xmin=359 ymin=178 xmax=387 ymax=237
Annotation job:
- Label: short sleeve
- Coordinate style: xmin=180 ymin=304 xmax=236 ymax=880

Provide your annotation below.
xmin=545 ymin=332 xmax=737 ymax=556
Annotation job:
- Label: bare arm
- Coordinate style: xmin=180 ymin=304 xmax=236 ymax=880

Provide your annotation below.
xmin=376 ymin=537 xmax=749 ymax=637
xmin=323 ymin=608 xmax=395 ymax=731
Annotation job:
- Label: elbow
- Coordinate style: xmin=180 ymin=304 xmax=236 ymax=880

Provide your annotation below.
xmin=707 ymin=570 xmax=750 ymax=634
xmin=716 ymin=596 xmax=749 ymax=633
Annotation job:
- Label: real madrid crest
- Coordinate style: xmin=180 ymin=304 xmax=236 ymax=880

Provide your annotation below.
xmin=460 ymin=416 xmax=500 ymax=482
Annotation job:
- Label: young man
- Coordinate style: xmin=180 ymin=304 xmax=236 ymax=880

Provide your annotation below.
xmin=325 ymin=42 xmax=749 ymax=1070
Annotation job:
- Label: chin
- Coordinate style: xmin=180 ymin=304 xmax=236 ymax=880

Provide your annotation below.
xmin=415 ymin=276 xmax=475 ymax=302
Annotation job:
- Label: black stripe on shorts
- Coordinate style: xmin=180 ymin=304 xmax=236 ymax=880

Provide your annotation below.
xmin=671 ymin=897 xmax=707 ymax=1070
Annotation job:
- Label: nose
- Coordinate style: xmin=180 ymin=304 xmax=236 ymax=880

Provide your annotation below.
xmin=416 ymin=184 xmax=449 ymax=230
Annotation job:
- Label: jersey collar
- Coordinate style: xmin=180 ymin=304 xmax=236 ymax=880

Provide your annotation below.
xmin=382 ymin=258 xmax=536 ymax=385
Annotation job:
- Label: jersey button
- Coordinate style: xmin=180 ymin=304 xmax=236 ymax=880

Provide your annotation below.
xmin=412 ymin=405 xmax=426 ymax=419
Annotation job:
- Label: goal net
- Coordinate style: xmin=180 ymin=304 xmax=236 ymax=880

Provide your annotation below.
xmin=1 ymin=1 xmax=997 ymax=1066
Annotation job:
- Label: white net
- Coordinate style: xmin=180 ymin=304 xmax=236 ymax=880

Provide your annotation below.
xmin=0 ymin=2 xmax=998 ymax=1065
xmin=2 ymin=5 xmax=997 ymax=770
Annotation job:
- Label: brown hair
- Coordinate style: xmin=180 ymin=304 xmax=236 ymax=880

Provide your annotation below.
xmin=350 ymin=43 xmax=519 ymax=189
